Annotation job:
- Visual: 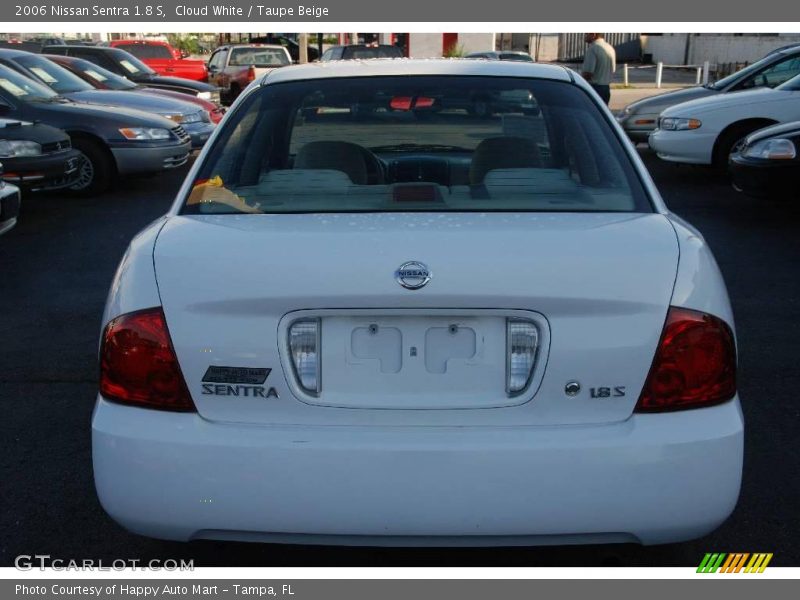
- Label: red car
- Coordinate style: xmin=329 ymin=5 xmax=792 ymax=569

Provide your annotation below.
xmin=47 ymin=54 xmax=224 ymax=124
xmin=106 ymin=40 xmax=208 ymax=82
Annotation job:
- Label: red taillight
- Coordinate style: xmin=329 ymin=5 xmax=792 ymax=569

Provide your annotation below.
xmin=99 ymin=307 xmax=195 ymax=412
xmin=636 ymin=307 xmax=736 ymax=412
xmin=247 ymin=65 xmax=256 ymax=82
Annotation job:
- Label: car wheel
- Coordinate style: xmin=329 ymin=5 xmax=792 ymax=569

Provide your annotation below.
xmin=69 ymin=138 xmax=114 ymax=196
xmin=229 ymin=83 xmax=241 ymax=103
xmin=713 ymin=122 xmax=773 ymax=170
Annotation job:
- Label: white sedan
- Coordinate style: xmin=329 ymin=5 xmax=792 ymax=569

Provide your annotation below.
xmin=94 ymin=59 xmax=743 ymax=546
xmin=650 ymin=74 xmax=800 ymax=166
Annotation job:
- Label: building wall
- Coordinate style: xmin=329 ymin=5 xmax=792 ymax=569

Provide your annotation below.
xmin=643 ymin=33 xmax=800 ymax=65
xmin=408 ymin=33 xmax=495 ymax=58
xmin=458 ymin=33 xmax=495 ymax=54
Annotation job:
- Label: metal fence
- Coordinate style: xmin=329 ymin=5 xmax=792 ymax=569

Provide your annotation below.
xmin=558 ymin=33 xmax=641 ymax=62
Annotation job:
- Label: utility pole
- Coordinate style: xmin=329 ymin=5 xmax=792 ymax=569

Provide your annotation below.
xmin=299 ymin=32 xmax=308 ymax=64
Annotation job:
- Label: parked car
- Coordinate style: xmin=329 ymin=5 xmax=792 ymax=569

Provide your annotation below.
xmin=47 ymin=54 xmax=225 ymax=124
xmin=619 ymin=44 xmax=800 ymax=142
xmin=104 ymin=40 xmax=209 ymax=82
xmin=208 ymin=44 xmax=292 ymax=105
xmin=320 ymin=45 xmax=404 ymax=61
xmin=94 ymin=59 xmax=742 ymax=546
xmin=729 ymin=120 xmax=800 ymax=198
xmin=0 ymin=117 xmax=82 ymax=192
xmin=0 ymin=173 xmax=20 ymax=236
xmin=466 ymin=51 xmax=534 ymax=62
xmin=249 ymin=35 xmax=319 ymax=63
xmin=0 ymin=64 xmax=191 ymax=195
xmin=0 ymin=50 xmax=215 ymax=149
xmin=650 ymin=73 xmax=800 ymax=168
xmin=41 ymin=46 xmax=222 ymax=105
xmin=435 ymin=88 xmax=540 ymax=117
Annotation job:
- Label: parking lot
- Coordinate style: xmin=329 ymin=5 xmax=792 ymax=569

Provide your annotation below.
xmin=1 ymin=149 xmax=798 ymax=567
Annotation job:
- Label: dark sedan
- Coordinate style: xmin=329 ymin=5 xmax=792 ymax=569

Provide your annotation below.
xmin=0 ymin=50 xmax=215 ymax=149
xmin=0 ymin=64 xmax=191 ymax=195
xmin=46 ymin=54 xmax=225 ymax=124
xmin=42 ymin=45 xmax=222 ymax=105
xmin=0 ymin=117 xmax=82 ymax=192
xmin=730 ymin=120 xmax=800 ymax=199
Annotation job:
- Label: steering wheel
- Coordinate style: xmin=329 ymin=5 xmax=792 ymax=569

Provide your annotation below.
xmin=359 ymin=147 xmax=386 ymax=184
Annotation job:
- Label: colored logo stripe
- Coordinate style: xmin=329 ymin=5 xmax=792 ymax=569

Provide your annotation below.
xmin=697 ymin=553 xmax=773 ymax=573
xmin=745 ymin=553 xmax=773 ymax=573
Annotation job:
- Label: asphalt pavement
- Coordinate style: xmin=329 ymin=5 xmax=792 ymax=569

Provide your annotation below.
xmin=1 ymin=152 xmax=798 ymax=567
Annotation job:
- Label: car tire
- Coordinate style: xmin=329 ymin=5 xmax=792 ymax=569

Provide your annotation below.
xmin=229 ymin=83 xmax=241 ymax=103
xmin=713 ymin=122 xmax=773 ymax=170
xmin=69 ymin=138 xmax=115 ymax=196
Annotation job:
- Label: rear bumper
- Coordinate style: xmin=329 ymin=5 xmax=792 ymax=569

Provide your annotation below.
xmin=111 ymin=141 xmax=191 ymax=175
xmin=93 ymin=396 xmax=744 ymax=546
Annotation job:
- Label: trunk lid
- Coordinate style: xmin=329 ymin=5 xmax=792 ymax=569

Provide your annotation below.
xmin=154 ymin=212 xmax=678 ymax=426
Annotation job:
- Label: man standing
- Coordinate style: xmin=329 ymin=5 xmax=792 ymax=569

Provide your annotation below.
xmin=581 ymin=33 xmax=616 ymax=105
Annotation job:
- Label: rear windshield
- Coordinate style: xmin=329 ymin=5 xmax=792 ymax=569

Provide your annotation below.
xmin=182 ymin=75 xmax=651 ymax=215
xmin=116 ymin=43 xmax=173 ymax=60
xmin=230 ymin=47 xmax=290 ymax=67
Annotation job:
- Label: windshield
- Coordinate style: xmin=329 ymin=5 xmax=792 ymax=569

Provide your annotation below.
xmin=183 ymin=75 xmax=651 ymax=215
xmin=112 ymin=50 xmax=156 ymax=76
xmin=229 ymin=47 xmax=290 ymax=67
xmin=0 ymin=66 xmax=59 ymax=101
xmin=777 ymin=72 xmax=800 ymax=90
xmin=15 ymin=54 xmax=94 ymax=94
xmin=55 ymin=56 xmax=138 ymax=90
xmin=708 ymin=54 xmax=776 ymax=90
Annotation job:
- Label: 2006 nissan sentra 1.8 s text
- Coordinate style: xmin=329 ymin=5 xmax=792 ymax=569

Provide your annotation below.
xmin=94 ymin=59 xmax=743 ymax=547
